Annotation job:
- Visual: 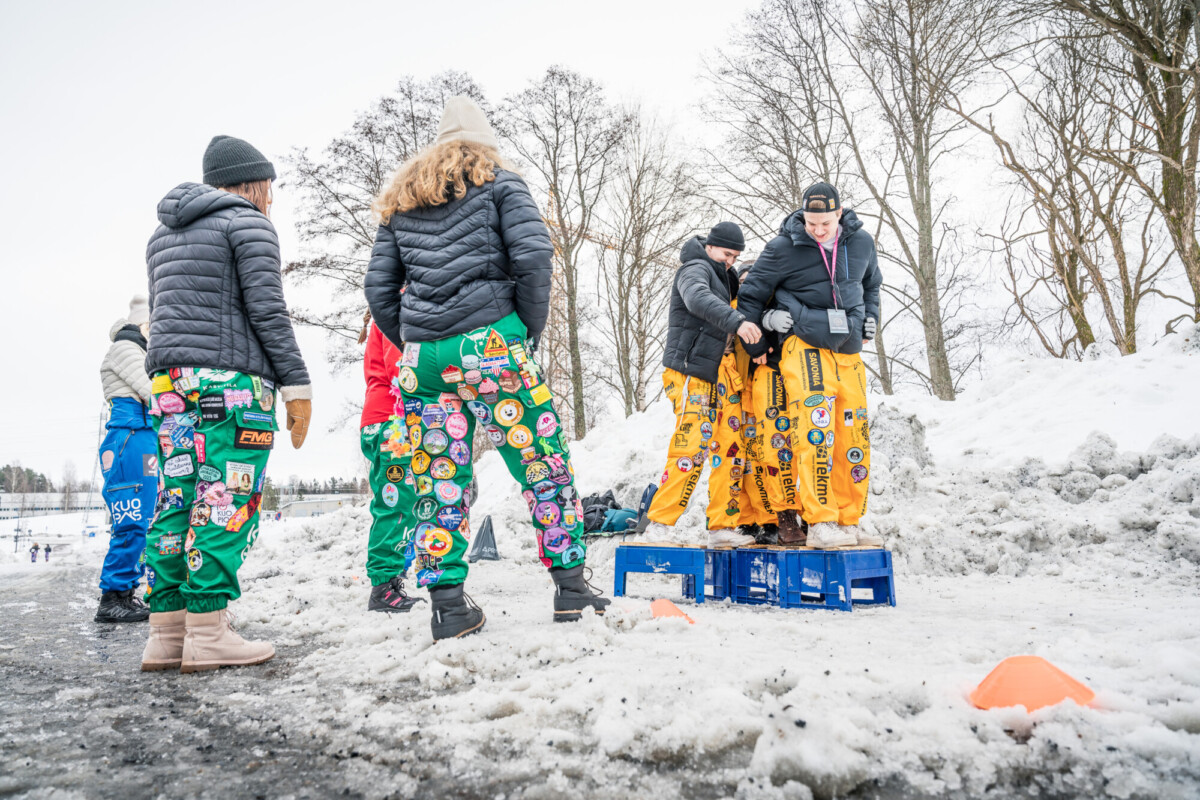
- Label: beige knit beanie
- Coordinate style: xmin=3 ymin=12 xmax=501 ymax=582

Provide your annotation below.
xmin=128 ymin=293 xmax=150 ymax=325
xmin=434 ymin=96 xmax=500 ymax=150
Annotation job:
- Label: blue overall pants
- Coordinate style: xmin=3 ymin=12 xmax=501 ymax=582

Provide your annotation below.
xmin=98 ymin=397 xmax=158 ymax=592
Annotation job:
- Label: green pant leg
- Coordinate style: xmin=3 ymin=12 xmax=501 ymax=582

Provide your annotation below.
xmin=144 ymin=373 xmax=196 ymax=613
xmin=401 ymin=336 xmax=478 ymax=589
xmin=175 ymin=371 xmax=274 ymax=613
xmin=360 ymin=421 xmax=412 ymax=586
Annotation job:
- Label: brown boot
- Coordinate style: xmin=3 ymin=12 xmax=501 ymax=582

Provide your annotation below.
xmin=776 ymin=511 xmax=807 ymax=545
xmin=140 ymin=610 xmax=186 ymax=671
xmin=180 ymin=610 xmax=275 ymax=673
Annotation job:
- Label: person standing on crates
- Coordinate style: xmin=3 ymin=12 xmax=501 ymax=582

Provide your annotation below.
xmin=737 ymin=182 xmax=884 ymax=549
xmin=96 ymin=294 xmax=156 ymax=623
xmin=638 ymin=223 xmax=766 ymax=546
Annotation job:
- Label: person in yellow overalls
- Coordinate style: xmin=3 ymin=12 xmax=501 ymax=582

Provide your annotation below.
xmin=640 ymin=223 xmax=764 ymax=546
xmin=737 ymin=183 xmax=884 ymax=549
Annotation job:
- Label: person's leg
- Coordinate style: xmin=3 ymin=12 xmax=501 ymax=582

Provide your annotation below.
xmin=832 ymin=353 xmax=871 ymax=525
xmin=646 ymin=370 xmax=712 ymax=526
xmin=778 ymin=338 xmax=839 ymax=526
xmin=753 ymin=366 xmax=797 ymax=512
xmin=706 ymin=354 xmax=749 ymax=530
xmin=360 ymin=422 xmax=412 ymax=586
xmin=143 ymin=379 xmax=195 ymax=614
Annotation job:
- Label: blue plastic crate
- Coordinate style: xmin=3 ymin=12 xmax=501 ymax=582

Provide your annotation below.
xmin=778 ymin=549 xmax=896 ymax=611
xmin=614 ymin=545 xmax=731 ymax=604
xmin=732 ymin=548 xmax=782 ymax=605
xmin=683 ymin=548 xmax=732 ymax=601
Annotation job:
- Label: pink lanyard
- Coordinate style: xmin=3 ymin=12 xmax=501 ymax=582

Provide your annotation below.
xmin=817 ymin=233 xmax=841 ymax=309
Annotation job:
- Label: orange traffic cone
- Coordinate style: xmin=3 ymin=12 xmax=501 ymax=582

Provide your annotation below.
xmin=650 ymin=598 xmax=695 ymax=624
xmin=970 ymin=655 xmax=1095 ymax=712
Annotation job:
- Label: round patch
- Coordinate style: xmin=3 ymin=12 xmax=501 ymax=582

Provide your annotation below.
xmin=424 ymin=429 xmax=449 ymax=455
xmin=435 ymin=481 xmax=462 ymax=504
xmin=765 ymin=407 xmax=779 ymax=419
xmin=431 ymin=457 xmax=457 ymax=480
xmin=728 ymin=416 xmax=741 ymax=431
xmin=771 ymin=433 xmax=786 ymax=449
xmin=466 ymin=400 xmax=492 ymax=423
xmin=676 ymin=457 xmax=693 ymax=473
xmin=807 ymin=429 xmax=824 ymax=446
xmin=562 ymin=543 xmax=585 ymax=564
xmin=700 ymin=422 xmax=713 ymax=439
xmin=386 ymin=465 xmax=405 ymax=483
xmin=464 ymin=369 xmax=483 ymax=385
xmin=458 ymin=386 xmax=478 ymax=402
xmin=542 ymin=527 xmax=571 ymax=554
xmin=804 ymin=394 xmax=825 ymax=408
xmin=485 ymin=424 xmax=506 ymax=446
xmin=461 ymin=354 xmax=480 ymax=371
xmin=436 ymin=506 xmax=464 ymax=531
xmin=779 ymin=449 xmax=793 ymax=464
xmin=449 ymin=440 xmax=471 ymax=466
xmin=535 ymin=501 xmax=562 ymax=527
xmin=158 ymin=392 xmax=185 ymax=414
xmin=711 ymin=455 xmax=722 ymax=468
xmin=717 ymin=383 xmax=727 ymax=396
xmin=416 ymin=496 xmax=438 ymax=520
xmin=424 ymin=528 xmax=454 ymax=558
xmin=409 ymin=426 xmax=423 ymax=450
xmin=507 ymin=425 xmax=533 ymax=448
xmin=536 ymin=412 xmax=558 ymax=438
xmin=411 ymin=450 xmax=431 ymax=474
xmin=416 ymin=475 xmax=433 ymax=496
xmin=186 ymin=548 xmax=203 ymax=572
xmin=382 ymin=483 xmax=399 ymax=508
xmin=198 ymin=465 xmax=221 ymax=482
xmin=526 ymin=461 xmax=550 ymax=484
xmin=811 ymin=408 xmax=830 ymax=428
xmin=495 ymin=400 xmax=524 ymax=427
xmin=847 ymin=447 xmax=864 ymax=464
xmin=399 ymin=367 xmax=418 ymax=392
xmin=825 ymin=431 xmax=834 ymax=447
xmin=445 ymin=412 xmax=470 ymax=440
xmin=851 ymin=465 xmax=868 ymax=483
xmin=533 ymin=480 xmax=559 ymax=501
xmin=775 ymin=417 xmax=791 ymax=432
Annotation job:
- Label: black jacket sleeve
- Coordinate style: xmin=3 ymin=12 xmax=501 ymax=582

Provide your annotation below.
xmin=863 ymin=239 xmax=882 ymax=322
xmin=364 ymin=224 xmax=406 ymax=350
xmin=677 ymin=261 xmax=744 ymax=335
xmin=494 ymin=172 xmax=553 ymax=339
xmin=735 ymin=241 xmax=785 ymax=357
xmin=229 ymin=211 xmax=311 ymax=387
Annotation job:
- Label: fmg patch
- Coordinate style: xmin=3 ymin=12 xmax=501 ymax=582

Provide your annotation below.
xmin=803 ymin=349 xmax=824 ymax=391
xmin=235 ymin=427 xmax=274 ymax=450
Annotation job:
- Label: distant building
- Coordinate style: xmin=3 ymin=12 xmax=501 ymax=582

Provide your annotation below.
xmin=0 ymin=493 xmax=107 ymax=520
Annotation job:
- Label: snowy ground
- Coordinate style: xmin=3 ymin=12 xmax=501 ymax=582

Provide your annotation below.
xmin=5 ymin=328 xmax=1199 ymax=798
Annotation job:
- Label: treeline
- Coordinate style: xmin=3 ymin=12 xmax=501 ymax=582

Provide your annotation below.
xmin=284 ymin=0 xmax=1199 ymax=427
xmin=1 ymin=464 xmax=57 ymax=493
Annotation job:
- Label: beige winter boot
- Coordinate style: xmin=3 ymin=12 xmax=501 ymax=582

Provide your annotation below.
xmin=180 ymin=610 xmax=275 ymax=673
xmin=140 ymin=610 xmax=187 ymax=671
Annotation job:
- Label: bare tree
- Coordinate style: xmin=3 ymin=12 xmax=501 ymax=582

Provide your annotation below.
xmin=1047 ymin=0 xmax=1200 ymax=328
xmin=61 ymin=462 xmax=77 ymax=513
xmin=594 ymin=113 xmax=700 ymax=415
xmin=500 ymin=67 xmax=631 ymax=438
xmin=282 ymin=72 xmax=489 ymax=367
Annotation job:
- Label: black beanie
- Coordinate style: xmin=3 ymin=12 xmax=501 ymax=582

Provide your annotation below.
xmin=706 ymin=221 xmax=745 ymax=251
xmin=202 ymin=135 xmax=277 ymax=187
xmin=802 ymin=182 xmax=840 ymax=213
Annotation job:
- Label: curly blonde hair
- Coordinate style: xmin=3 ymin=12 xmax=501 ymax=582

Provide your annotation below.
xmin=373 ymin=140 xmax=508 ymax=223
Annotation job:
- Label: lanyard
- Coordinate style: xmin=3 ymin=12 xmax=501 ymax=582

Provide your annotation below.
xmin=817 ymin=233 xmax=841 ymax=309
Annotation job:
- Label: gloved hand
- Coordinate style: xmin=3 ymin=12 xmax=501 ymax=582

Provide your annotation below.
xmin=863 ymin=317 xmax=877 ymax=341
xmin=285 ymin=399 xmax=311 ymax=449
xmin=761 ymin=309 xmax=794 ymax=333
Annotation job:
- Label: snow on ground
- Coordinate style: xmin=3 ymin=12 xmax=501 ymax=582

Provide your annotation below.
xmin=53 ymin=326 xmax=1200 ymax=797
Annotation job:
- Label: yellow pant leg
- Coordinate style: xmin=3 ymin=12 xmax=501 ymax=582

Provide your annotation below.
xmin=647 ymin=369 xmax=712 ymax=525
xmin=736 ymin=366 xmax=776 ymax=525
xmin=752 ymin=365 xmax=797 ymax=514
xmin=706 ymin=354 xmax=748 ymax=529
xmin=779 ymin=337 xmax=839 ymax=524
xmin=831 ymin=353 xmax=870 ymax=524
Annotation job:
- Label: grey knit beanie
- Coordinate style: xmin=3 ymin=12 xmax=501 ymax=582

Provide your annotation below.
xmin=433 ymin=96 xmax=500 ymax=150
xmin=202 ymin=135 xmax=276 ymax=187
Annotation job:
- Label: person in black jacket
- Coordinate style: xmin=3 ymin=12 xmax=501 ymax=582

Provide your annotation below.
xmin=737 ymin=182 xmax=884 ymax=549
xmin=140 ymin=135 xmax=311 ymax=673
xmin=365 ymin=96 xmax=609 ymax=641
xmin=642 ymin=224 xmax=763 ymax=539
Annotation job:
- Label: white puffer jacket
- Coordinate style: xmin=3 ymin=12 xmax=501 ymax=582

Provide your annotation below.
xmin=101 ymin=318 xmax=151 ymax=403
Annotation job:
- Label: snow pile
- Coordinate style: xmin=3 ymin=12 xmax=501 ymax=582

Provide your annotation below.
xmin=217 ymin=332 xmax=1200 ymax=797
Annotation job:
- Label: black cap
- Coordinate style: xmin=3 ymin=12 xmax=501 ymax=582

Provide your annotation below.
xmin=203 ymin=135 xmax=277 ymax=187
xmin=802 ymin=182 xmax=840 ymax=214
xmin=705 ymin=221 xmax=745 ymax=252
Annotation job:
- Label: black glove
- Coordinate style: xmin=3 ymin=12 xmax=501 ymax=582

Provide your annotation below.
xmin=527 ymin=336 xmax=539 ymax=356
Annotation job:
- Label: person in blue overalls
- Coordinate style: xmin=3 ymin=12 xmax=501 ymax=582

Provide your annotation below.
xmin=96 ymin=294 xmax=158 ymax=622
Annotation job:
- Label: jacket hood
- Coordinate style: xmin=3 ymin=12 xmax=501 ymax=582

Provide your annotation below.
xmin=110 ymin=318 xmax=131 ymax=341
xmin=780 ymin=207 xmax=864 ymax=246
xmin=679 ymin=235 xmax=710 ymax=265
xmin=157 ymin=182 xmax=255 ymax=229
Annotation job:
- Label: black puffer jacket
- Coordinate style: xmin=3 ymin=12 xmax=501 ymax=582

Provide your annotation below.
xmin=738 ymin=208 xmax=882 ymax=356
xmin=364 ymin=169 xmax=552 ymax=345
xmin=661 ymin=237 xmax=744 ymax=384
xmin=145 ymin=183 xmax=310 ymax=388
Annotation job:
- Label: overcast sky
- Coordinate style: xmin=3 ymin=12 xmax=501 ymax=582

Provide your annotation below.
xmin=0 ymin=0 xmax=761 ymax=487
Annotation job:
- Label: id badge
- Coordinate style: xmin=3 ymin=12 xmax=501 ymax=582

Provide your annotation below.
xmin=827 ymin=309 xmax=849 ymax=334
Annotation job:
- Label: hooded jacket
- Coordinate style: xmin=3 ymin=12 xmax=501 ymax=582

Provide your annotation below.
xmin=144 ymin=183 xmax=311 ymax=394
xmin=101 ymin=319 xmax=151 ymax=403
xmin=738 ymin=208 xmax=882 ymax=356
xmin=661 ymin=237 xmax=745 ymax=384
xmin=364 ymin=169 xmax=553 ymax=345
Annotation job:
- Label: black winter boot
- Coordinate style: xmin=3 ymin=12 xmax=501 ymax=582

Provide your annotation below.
xmin=368 ymin=575 xmax=424 ymax=613
xmin=429 ymin=584 xmax=485 ymax=641
xmin=756 ymin=524 xmax=780 ymax=545
xmin=551 ymin=565 xmax=611 ymax=622
xmin=94 ymin=589 xmax=150 ymax=623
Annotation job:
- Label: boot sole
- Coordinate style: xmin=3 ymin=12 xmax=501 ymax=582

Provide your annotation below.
xmin=553 ymin=607 xmax=607 ymax=623
xmin=180 ymin=651 xmax=275 ymax=673
xmin=141 ymin=660 xmax=182 ymax=672
xmin=432 ymin=613 xmax=486 ymax=641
